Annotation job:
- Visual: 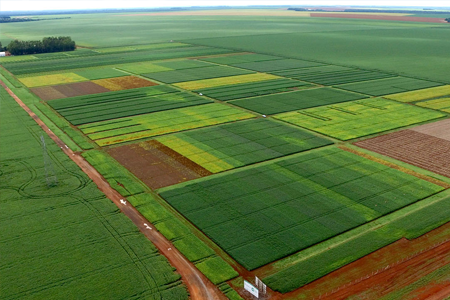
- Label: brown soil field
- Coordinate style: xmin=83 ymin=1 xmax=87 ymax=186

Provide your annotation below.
xmin=31 ymin=81 xmax=110 ymax=100
xmin=355 ymin=129 xmax=450 ymax=178
xmin=93 ymin=76 xmax=157 ymax=91
xmin=277 ymin=220 xmax=450 ymax=300
xmin=411 ymin=118 xmax=450 ymax=141
xmin=311 ymin=13 xmax=447 ymax=23
xmin=108 ymin=140 xmax=211 ymax=190
xmin=31 ymin=86 xmax=67 ymax=101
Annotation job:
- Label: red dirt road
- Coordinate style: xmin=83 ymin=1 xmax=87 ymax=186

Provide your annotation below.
xmin=1 ymin=81 xmax=226 ymax=300
xmin=311 ymin=13 xmax=448 ymax=23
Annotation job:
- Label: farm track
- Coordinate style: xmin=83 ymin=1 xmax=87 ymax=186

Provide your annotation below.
xmin=0 ymin=80 xmax=226 ymax=300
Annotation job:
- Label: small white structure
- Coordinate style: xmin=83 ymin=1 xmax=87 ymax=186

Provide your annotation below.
xmin=0 ymin=52 xmax=6 ymax=57
xmin=199 ymin=93 xmax=203 ymax=96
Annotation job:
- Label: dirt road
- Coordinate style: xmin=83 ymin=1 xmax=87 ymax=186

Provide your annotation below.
xmin=1 ymin=81 xmax=226 ymax=300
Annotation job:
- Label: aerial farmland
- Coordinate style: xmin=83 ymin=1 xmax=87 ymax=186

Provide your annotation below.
xmin=2 ymin=4 xmax=450 ymax=300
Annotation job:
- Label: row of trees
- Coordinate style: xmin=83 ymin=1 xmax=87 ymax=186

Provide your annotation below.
xmin=0 ymin=16 xmax=39 ymax=23
xmin=446 ymin=18 xmax=450 ymax=23
xmin=6 ymin=37 xmax=76 ymax=55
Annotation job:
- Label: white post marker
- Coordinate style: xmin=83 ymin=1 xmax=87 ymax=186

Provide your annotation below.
xmin=244 ymin=280 xmax=259 ymax=298
xmin=144 ymin=223 xmax=152 ymax=230
xmin=120 ymin=199 xmax=127 ymax=205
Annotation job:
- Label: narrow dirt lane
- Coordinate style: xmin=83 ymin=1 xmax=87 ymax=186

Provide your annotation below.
xmin=1 ymin=81 xmax=226 ymax=300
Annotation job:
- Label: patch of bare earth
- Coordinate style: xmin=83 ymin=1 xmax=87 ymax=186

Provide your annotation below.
xmin=107 ymin=140 xmax=212 ymax=190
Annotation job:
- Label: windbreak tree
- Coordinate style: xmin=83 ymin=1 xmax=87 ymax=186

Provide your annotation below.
xmin=7 ymin=36 xmax=76 ymax=55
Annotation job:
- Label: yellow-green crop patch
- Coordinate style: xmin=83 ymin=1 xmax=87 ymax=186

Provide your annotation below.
xmin=156 ymin=118 xmax=332 ymax=173
xmin=416 ymin=98 xmax=450 ymax=112
xmin=275 ymin=98 xmax=445 ymax=140
xmin=174 ymin=73 xmax=280 ymax=90
xmin=78 ymin=103 xmax=255 ymax=146
xmin=19 ymin=72 xmax=88 ymax=87
xmin=384 ymin=85 xmax=450 ymax=102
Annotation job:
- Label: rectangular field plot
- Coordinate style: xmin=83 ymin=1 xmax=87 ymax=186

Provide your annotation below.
xmin=275 ymin=98 xmax=445 ymax=140
xmin=174 ymin=73 xmax=280 ymax=91
xmin=232 ymin=59 xmax=323 ymax=72
xmin=230 ymin=87 xmax=368 ymax=115
xmin=117 ymin=59 xmax=211 ymax=75
xmin=31 ymin=82 xmax=111 ymax=101
xmin=72 ymin=67 xmax=127 ymax=80
xmin=49 ymin=88 xmax=209 ymax=125
xmin=272 ymin=65 xmax=396 ymax=86
xmin=19 ymin=72 xmax=88 ymax=88
xmin=384 ymin=85 xmax=450 ymax=102
xmin=160 ymin=147 xmax=443 ymax=270
xmin=108 ymin=140 xmax=212 ymax=190
xmin=199 ymin=53 xmax=282 ymax=65
xmin=142 ymin=66 xmax=254 ymax=83
xmin=95 ymin=42 xmax=191 ymax=53
xmin=355 ymin=119 xmax=450 ymax=178
xmin=79 ymin=103 xmax=255 ymax=146
xmin=191 ymin=78 xmax=313 ymax=101
xmin=92 ymin=76 xmax=158 ymax=91
xmin=416 ymin=98 xmax=450 ymax=112
xmin=156 ymin=119 xmax=333 ymax=173
xmin=337 ymin=77 xmax=442 ymax=96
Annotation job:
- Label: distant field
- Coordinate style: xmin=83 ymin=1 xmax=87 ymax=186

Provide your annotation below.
xmin=230 ymin=87 xmax=367 ymax=115
xmin=160 ymin=147 xmax=443 ymax=270
xmin=275 ymin=98 xmax=445 ymax=140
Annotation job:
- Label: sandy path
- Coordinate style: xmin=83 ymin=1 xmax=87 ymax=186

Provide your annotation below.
xmin=0 ymin=80 xmax=226 ymax=300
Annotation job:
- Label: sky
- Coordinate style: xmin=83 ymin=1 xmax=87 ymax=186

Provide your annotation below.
xmin=1 ymin=0 xmax=449 ymax=12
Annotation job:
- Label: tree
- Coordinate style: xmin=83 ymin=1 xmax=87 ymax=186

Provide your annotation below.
xmin=446 ymin=18 xmax=450 ymax=23
xmin=6 ymin=36 xmax=76 ymax=55
xmin=0 ymin=41 xmax=2 ymax=51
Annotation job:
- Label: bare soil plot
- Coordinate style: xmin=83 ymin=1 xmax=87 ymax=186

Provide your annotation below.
xmin=31 ymin=82 xmax=110 ymax=100
xmin=108 ymin=140 xmax=212 ymax=190
xmin=355 ymin=120 xmax=450 ymax=178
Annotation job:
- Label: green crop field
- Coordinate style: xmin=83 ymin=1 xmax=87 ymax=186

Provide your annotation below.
xmin=230 ymin=87 xmax=368 ymax=115
xmin=199 ymin=53 xmax=282 ymax=65
xmin=0 ymin=87 xmax=188 ymax=300
xmin=337 ymin=77 xmax=443 ymax=96
xmin=117 ymin=59 xmax=212 ymax=74
xmin=156 ymin=118 xmax=333 ymax=173
xmin=2 ymin=46 xmax=233 ymax=75
xmin=142 ymin=65 xmax=254 ymax=83
xmin=272 ymin=65 xmax=397 ymax=86
xmin=78 ymin=103 xmax=255 ymax=146
xmin=192 ymin=78 xmax=314 ymax=101
xmin=275 ymin=98 xmax=446 ymax=140
xmin=49 ymin=88 xmax=211 ymax=125
xmin=160 ymin=147 xmax=443 ymax=270
xmin=231 ymin=59 xmax=324 ymax=72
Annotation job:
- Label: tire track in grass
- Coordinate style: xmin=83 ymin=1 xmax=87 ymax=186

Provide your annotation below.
xmin=0 ymin=80 xmax=226 ymax=300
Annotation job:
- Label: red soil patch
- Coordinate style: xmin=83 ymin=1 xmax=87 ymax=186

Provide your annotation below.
xmin=355 ymin=129 xmax=450 ymax=179
xmin=311 ymin=13 xmax=447 ymax=23
xmin=278 ymin=220 xmax=450 ymax=300
xmin=31 ymin=86 xmax=67 ymax=101
xmin=107 ymin=140 xmax=212 ymax=190
xmin=93 ymin=76 xmax=158 ymax=91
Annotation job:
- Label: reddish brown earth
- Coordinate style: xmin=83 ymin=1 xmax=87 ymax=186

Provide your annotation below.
xmin=108 ymin=140 xmax=211 ymax=190
xmin=355 ymin=129 xmax=450 ymax=179
xmin=0 ymin=80 xmax=226 ymax=300
xmin=93 ymin=76 xmax=158 ymax=91
xmin=311 ymin=13 xmax=448 ymax=23
xmin=31 ymin=81 xmax=110 ymax=100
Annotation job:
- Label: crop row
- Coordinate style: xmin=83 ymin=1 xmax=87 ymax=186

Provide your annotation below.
xmin=159 ymin=147 xmax=443 ymax=270
xmin=78 ymin=103 xmax=255 ymax=146
xmin=142 ymin=65 xmax=253 ymax=84
xmin=230 ymin=87 xmax=368 ymax=115
xmin=156 ymin=118 xmax=332 ymax=173
xmin=192 ymin=78 xmax=312 ymax=101
xmin=275 ymin=98 xmax=445 ymax=140
xmin=272 ymin=66 xmax=396 ymax=86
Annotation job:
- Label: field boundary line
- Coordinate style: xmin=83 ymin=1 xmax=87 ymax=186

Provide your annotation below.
xmin=339 ymin=145 xmax=450 ymax=188
xmin=0 ymin=79 xmax=227 ymax=300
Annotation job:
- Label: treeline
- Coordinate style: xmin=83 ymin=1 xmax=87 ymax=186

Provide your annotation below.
xmin=0 ymin=17 xmax=39 ymax=23
xmin=446 ymin=18 xmax=450 ymax=22
xmin=7 ymin=37 xmax=76 ymax=55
